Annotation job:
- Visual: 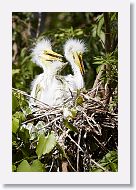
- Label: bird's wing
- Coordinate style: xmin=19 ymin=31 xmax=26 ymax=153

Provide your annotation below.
xmin=64 ymin=74 xmax=77 ymax=92
xmin=30 ymin=73 xmax=44 ymax=102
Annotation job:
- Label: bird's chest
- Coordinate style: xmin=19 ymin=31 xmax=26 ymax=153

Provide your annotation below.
xmin=40 ymin=75 xmax=54 ymax=94
xmin=41 ymin=76 xmax=62 ymax=106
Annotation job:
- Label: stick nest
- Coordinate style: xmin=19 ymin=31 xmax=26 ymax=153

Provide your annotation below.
xmin=21 ymin=88 xmax=118 ymax=172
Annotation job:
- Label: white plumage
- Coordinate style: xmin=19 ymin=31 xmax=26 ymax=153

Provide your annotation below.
xmin=59 ymin=39 xmax=86 ymax=118
xmin=64 ymin=39 xmax=86 ymax=93
xmin=29 ymin=38 xmax=86 ymax=111
xmin=30 ymin=39 xmax=66 ymax=107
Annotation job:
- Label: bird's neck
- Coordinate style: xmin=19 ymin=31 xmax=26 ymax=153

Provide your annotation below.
xmin=43 ymin=68 xmax=56 ymax=77
xmin=71 ymin=60 xmax=82 ymax=76
xmin=71 ymin=60 xmax=84 ymax=89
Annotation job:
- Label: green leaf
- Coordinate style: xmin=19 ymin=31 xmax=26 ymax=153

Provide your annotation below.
xmin=100 ymin=151 xmax=118 ymax=171
xmin=36 ymin=132 xmax=57 ymax=158
xmin=31 ymin=159 xmax=45 ymax=172
xmin=18 ymin=127 xmax=30 ymax=143
xmin=36 ymin=134 xmax=46 ymax=158
xmin=92 ymin=61 xmax=103 ymax=65
xmin=12 ymin=69 xmax=20 ymax=76
xmin=76 ymin=30 xmax=83 ymax=36
xmin=70 ymin=108 xmax=77 ymax=118
xmin=99 ymin=31 xmax=105 ymax=45
xmin=56 ymin=142 xmax=67 ymax=158
xmin=96 ymin=65 xmax=102 ymax=74
xmin=111 ymin=12 xmax=117 ymax=22
xmin=43 ymin=132 xmax=57 ymax=155
xmin=75 ymin=96 xmax=84 ymax=106
xmin=63 ymin=119 xmax=79 ymax=133
xmin=101 ymin=150 xmax=117 ymax=163
xmin=12 ymin=117 xmax=19 ymax=134
xmin=17 ymin=160 xmax=31 ymax=172
xmin=12 ymin=140 xmax=17 ymax=147
xmin=13 ymin=111 xmax=26 ymax=123
xmin=90 ymin=150 xmax=118 ymax=172
xmin=20 ymin=47 xmax=27 ymax=58
xmin=17 ymin=159 xmax=45 ymax=172
xmin=109 ymin=162 xmax=118 ymax=172
xmin=96 ymin=15 xmax=104 ymax=37
xmin=12 ymin=164 xmax=16 ymax=172
xmin=12 ymin=93 xmax=19 ymax=113
xmin=91 ymin=168 xmax=103 ymax=172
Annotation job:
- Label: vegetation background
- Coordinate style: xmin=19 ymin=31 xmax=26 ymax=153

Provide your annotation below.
xmin=12 ymin=12 xmax=118 ymax=172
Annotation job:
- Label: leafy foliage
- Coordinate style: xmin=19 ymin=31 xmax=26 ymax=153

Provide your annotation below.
xmin=90 ymin=151 xmax=118 ymax=172
xmin=17 ymin=159 xmax=45 ymax=172
xmin=36 ymin=132 xmax=57 ymax=158
xmin=12 ymin=12 xmax=118 ymax=172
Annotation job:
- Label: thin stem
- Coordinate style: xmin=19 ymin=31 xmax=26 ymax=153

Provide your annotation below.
xmin=91 ymin=159 xmax=107 ymax=172
xmin=104 ymin=13 xmax=111 ymax=52
xmin=77 ymin=129 xmax=82 ymax=171
xmin=12 ymin=87 xmax=50 ymax=108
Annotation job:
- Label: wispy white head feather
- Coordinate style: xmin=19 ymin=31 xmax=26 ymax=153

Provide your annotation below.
xmin=64 ymin=38 xmax=86 ymax=60
xmin=32 ymin=38 xmax=52 ymax=67
xmin=64 ymin=38 xmax=86 ymax=75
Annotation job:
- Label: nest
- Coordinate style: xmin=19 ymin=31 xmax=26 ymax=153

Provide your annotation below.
xmin=19 ymin=88 xmax=118 ymax=172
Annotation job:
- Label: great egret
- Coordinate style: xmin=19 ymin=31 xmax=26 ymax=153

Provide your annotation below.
xmin=64 ymin=38 xmax=86 ymax=93
xmin=29 ymin=38 xmax=66 ymax=108
xmin=56 ymin=39 xmax=86 ymax=118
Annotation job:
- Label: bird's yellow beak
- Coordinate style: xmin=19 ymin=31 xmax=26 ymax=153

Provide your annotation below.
xmin=73 ymin=52 xmax=85 ymax=75
xmin=40 ymin=49 xmax=63 ymax=63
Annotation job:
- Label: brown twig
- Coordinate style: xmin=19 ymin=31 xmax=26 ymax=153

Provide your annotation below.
xmin=77 ymin=129 xmax=82 ymax=171
xmin=12 ymin=87 xmax=50 ymax=108
xmin=91 ymin=159 xmax=107 ymax=172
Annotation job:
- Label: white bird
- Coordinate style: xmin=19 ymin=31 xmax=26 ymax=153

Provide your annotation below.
xmin=64 ymin=38 xmax=86 ymax=94
xmin=58 ymin=39 xmax=86 ymax=118
xmin=29 ymin=38 xmax=66 ymax=108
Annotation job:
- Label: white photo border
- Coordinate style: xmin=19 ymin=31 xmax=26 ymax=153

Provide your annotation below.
xmin=0 ymin=0 xmax=130 ymax=184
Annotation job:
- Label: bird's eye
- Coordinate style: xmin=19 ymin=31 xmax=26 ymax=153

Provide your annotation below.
xmin=44 ymin=50 xmax=47 ymax=54
xmin=79 ymin=52 xmax=82 ymax=56
xmin=73 ymin=54 xmax=75 ymax=59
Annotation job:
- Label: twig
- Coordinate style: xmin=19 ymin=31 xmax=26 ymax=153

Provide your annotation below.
xmin=91 ymin=116 xmax=102 ymax=135
xmin=56 ymin=126 xmax=84 ymax=153
xmin=49 ymin=159 xmax=54 ymax=172
xmin=66 ymin=157 xmax=77 ymax=172
xmin=77 ymin=129 xmax=82 ymax=171
xmin=91 ymin=65 xmax=106 ymax=98
xmin=66 ymin=133 xmax=84 ymax=153
xmin=104 ymin=13 xmax=111 ymax=52
xmin=22 ymin=113 xmax=48 ymax=124
xmin=12 ymin=87 xmax=50 ymax=108
xmin=82 ymin=111 xmax=97 ymax=134
xmin=92 ymin=135 xmax=107 ymax=152
xmin=103 ymin=13 xmax=112 ymax=104
xmin=37 ymin=116 xmax=62 ymax=131
xmin=36 ymin=12 xmax=42 ymax=38
xmin=14 ymin=156 xmax=37 ymax=165
xmin=91 ymin=158 xmax=107 ymax=171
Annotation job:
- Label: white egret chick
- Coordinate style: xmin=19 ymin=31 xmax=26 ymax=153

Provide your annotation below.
xmin=30 ymin=38 xmax=66 ymax=107
xmin=64 ymin=38 xmax=86 ymax=93
xmin=60 ymin=39 xmax=86 ymax=119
